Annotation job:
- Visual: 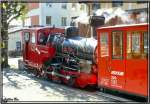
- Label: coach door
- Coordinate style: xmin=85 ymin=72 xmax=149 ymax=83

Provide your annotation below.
xmin=109 ymin=31 xmax=125 ymax=89
xmin=125 ymin=31 xmax=148 ymax=96
xmin=98 ymin=32 xmax=110 ymax=87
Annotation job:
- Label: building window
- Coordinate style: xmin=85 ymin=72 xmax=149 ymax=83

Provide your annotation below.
xmin=62 ymin=3 xmax=67 ymax=9
xmin=16 ymin=41 xmax=21 ymax=51
xmin=112 ymin=0 xmax=123 ymax=7
xmin=46 ymin=3 xmax=52 ymax=7
xmin=61 ymin=17 xmax=67 ymax=26
xmin=46 ymin=16 xmax=51 ymax=25
xmin=72 ymin=3 xmax=76 ymax=10
xmin=80 ymin=4 xmax=85 ymax=10
xmin=112 ymin=31 xmax=123 ymax=59
xmin=92 ymin=3 xmax=100 ymax=10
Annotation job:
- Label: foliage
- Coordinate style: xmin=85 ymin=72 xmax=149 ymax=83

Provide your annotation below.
xmin=1 ymin=1 xmax=27 ymax=68
xmin=1 ymin=1 xmax=27 ymax=25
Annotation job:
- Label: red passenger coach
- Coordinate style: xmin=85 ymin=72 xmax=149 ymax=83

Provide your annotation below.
xmin=22 ymin=26 xmax=64 ymax=70
xmin=97 ymin=23 xmax=148 ymax=97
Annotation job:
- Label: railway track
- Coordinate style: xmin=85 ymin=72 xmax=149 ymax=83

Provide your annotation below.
xmin=69 ymin=86 xmax=144 ymax=102
xmin=45 ymin=80 xmax=137 ymax=102
xmin=25 ymin=69 xmax=146 ymax=102
xmin=95 ymin=91 xmax=134 ymax=102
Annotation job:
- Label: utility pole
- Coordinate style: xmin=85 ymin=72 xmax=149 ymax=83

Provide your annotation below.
xmin=87 ymin=3 xmax=94 ymax=38
xmin=87 ymin=3 xmax=92 ymax=15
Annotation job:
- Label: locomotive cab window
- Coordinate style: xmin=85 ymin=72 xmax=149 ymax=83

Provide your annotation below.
xmin=47 ymin=34 xmax=57 ymax=46
xmin=24 ymin=32 xmax=30 ymax=42
xmin=38 ymin=32 xmax=48 ymax=45
xmin=48 ymin=34 xmax=55 ymax=43
xmin=112 ymin=31 xmax=123 ymax=59
xmin=31 ymin=32 xmax=36 ymax=44
xmin=127 ymin=31 xmax=148 ymax=59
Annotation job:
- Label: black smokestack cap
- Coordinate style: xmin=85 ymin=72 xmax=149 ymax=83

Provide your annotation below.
xmin=90 ymin=16 xmax=105 ymax=27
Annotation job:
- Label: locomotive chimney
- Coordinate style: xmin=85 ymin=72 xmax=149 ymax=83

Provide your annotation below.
xmin=89 ymin=15 xmax=105 ymax=39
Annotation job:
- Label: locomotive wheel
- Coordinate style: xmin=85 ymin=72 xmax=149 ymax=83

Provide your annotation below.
xmin=67 ymin=77 xmax=75 ymax=87
xmin=46 ymin=74 xmax=53 ymax=81
xmin=24 ymin=66 xmax=31 ymax=73
xmin=100 ymin=88 xmax=105 ymax=92
xmin=38 ymin=65 xmax=48 ymax=79
xmin=33 ymin=68 xmax=43 ymax=78
xmin=41 ymin=70 xmax=48 ymax=80
xmin=32 ymin=68 xmax=39 ymax=77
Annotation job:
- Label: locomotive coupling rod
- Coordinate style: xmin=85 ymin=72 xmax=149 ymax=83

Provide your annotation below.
xmin=45 ymin=71 xmax=70 ymax=80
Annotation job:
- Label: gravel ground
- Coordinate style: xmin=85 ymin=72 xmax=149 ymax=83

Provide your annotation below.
xmin=2 ymin=57 xmax=109 ymax=102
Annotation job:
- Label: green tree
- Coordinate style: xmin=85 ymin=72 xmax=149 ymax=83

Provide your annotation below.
xmin=1 ymin=1 xmax=27 ymax=68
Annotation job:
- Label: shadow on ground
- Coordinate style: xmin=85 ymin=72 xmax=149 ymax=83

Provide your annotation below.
xmin=3 ymin=68 xmax=22 ymax=89
xmin=3 ymin=68 xmax=102 ymax=102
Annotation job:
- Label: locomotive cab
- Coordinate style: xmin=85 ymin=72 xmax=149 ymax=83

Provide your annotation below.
xmin=22 ymin=26 xmax=98 ymax=88
xmin=22 ymin=26 xmax=64 ymax=70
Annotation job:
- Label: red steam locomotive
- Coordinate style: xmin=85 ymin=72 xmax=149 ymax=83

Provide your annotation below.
xmin=22 ymin=23 xmax=148 ymax=98
xmin=22 ymin=26 xmax=98 ymax=88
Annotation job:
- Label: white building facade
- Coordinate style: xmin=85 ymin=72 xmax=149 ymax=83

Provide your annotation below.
xmin=25 ymin=3 xmax=87 ymax=27
xmin=8 ymin=27 xmax=24 ymax=57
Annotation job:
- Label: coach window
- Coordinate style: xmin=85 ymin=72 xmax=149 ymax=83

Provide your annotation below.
xmin=127 ymin=32 xmax=132 ymax=59
xmin=31 ymin=32 xmax=36 ymax=44
xmin=100 ymin=32 xmax=108 ymax=57
xmin=132 ymin=32 xmax=140 ymax=54
xmin=127 ymin=32 xmax=141 ymax=59
xmin=112 ymin=31 xmax=123 ymax=59
xmin=143 ymin=32 xmax=148 ymax=58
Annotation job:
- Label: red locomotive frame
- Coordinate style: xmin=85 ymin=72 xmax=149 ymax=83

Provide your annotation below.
xmin=97 ymin=23 xmax=148 ymax=97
